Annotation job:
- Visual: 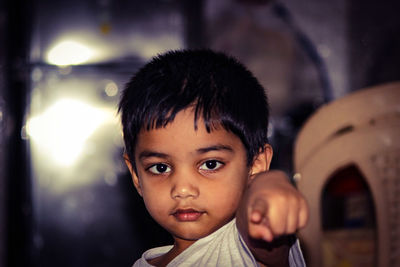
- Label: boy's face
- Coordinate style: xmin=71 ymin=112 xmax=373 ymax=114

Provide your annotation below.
xmin=126 ymin=108 xmax=270 ymax=244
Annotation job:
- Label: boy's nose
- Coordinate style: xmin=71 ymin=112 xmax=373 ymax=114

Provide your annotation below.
xmin=170 ymin=176 xmax=199 ymax=199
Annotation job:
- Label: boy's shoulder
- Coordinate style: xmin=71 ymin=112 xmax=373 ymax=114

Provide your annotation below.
xmin=133 ymin=245 xmax=172 ymax=267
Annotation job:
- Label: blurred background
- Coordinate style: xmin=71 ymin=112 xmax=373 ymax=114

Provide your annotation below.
xmin=0 ymin=0 xmax=399 ymax=266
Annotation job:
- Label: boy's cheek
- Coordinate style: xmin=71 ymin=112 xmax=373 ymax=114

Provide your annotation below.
xmin=142 ymin=195 xmax=167 ymax=218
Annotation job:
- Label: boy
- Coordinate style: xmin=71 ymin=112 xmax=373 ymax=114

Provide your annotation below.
xmin=119 ymin=50 xmax=308 ymax=266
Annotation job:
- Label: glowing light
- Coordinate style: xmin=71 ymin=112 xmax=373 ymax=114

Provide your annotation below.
xmin=46 ymin=41 xmax=94 ymax=66
xmin=27 ymin=99 xmax=113 ymax=166
xmin=104 ymin=81 xmax=118 ymax=97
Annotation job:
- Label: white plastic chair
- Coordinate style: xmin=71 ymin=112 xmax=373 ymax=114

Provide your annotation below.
xmin=294 ymin=82 xmax=400 ymax=267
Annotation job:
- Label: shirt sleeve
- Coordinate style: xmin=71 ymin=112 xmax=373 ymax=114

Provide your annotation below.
xmin=288 ymin=236 xmax=307 ymax=267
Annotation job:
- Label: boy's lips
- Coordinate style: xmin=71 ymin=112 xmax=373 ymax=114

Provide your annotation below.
xmin=171 ymin=208 xmax=205 ymax=222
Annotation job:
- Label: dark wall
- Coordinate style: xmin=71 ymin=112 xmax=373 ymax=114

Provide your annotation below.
xmin=0 ymin=0 xmax=6 ymax=265
xmin=349 ymin=0 xmax=400 ymax=90
xmin=2 ymin=0 xmax=33 ymax=266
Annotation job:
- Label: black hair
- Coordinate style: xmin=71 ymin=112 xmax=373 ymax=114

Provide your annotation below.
xmin=119 ymin=49 xmax=269 ymax=172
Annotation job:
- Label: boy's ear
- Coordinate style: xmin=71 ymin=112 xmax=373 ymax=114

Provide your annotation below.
xmin=249 ymin=144 xmax=273 ymax=178
xmin=123 ymin=153 xmax=143 ymax=196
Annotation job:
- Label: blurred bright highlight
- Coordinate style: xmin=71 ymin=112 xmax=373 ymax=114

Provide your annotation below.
xmin=46 ymin=40 xmax=94 ymax=66
xmin=104 ymin=81 xmax=118 ymax=97
xmin=27 ymin=98 xmax=113 ymax=166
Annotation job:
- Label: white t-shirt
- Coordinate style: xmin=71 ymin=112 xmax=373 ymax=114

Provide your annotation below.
xmin=133 ymin=219 xmax=306 ymax=266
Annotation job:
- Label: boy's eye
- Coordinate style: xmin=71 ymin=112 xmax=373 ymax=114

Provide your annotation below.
xmin=147 ymin=164 xmax=171 ymax=174
xmin=199 ymin=160 xmax=224 ymax=171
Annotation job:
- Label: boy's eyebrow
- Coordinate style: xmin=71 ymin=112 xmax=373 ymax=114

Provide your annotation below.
xmin=196 ymin=144 xmax=234 ymax=154
xmin=138 ymin=151 xmax=169 ymax=160
xmin=138 ymin=145 xmax=234 ymax=160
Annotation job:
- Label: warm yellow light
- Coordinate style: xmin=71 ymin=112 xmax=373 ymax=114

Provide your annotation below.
xmin=27 ymin=98 xmax=113 ymax=166
xmin=46 ymin=40 xmax=94 ymax=66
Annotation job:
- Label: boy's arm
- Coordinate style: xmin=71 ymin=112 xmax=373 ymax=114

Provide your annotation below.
xmin=236 ymin=170 xmax=309 ymax=267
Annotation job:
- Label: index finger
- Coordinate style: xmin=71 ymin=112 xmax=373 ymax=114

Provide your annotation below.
xmin=250 ymin=197 xmax=268 ymax=224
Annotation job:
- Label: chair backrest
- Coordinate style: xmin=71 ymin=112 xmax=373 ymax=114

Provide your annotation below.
xmin=294 ymin=82 xmax=400 ymax=267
